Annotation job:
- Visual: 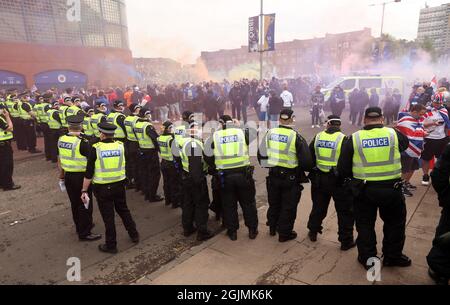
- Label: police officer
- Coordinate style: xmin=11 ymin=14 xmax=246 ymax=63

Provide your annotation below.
xmin=175 ymin=121 xmax=213 ymax=241
xmin=134 ymin=109 xmax=163 ymax=202
xmin=66 ymin=96 xmax=82 ymax=117
xmin=58 ymin=115 xmax=101 ymax=242
xmin=0 ymin=104 xmax=21 ymax=191
xmin=34 ymin=94 xmax=51 ymax=161
xmin=106 ymin=100 xmax=127 ymax=143
xmin=5 ymin=94 xmax=21 ymax=149
xmin=428 ymin=143 xmax=450 ymax=284
xmin=82 ymin=107 xmax=95 ymax=143
xmin=307 ymin=115 xmax=355 ymax=250
xmin=258 ymin=109 xmax=313 ymax=242
xmin=124 ymin=104 xmax=142 ymax=189
xmin=81 ymin=122 xmax=140 ymax=254
xmin=59 ymin=96 xmax=73 ymax=134
xmin=19 ymin=93 xmax=40 ymax=154
xmin=90 ymin=102 xmax=108 ymax=142
xmin=45 ymin=101 xmax=63 ymax=163
xmin=158 ymin=121 xmax=180 ymax=208
xmin=338 ymin=107 xmax=411 ymax=269
xmin=205 ymin=115 xmax=258 ymax=241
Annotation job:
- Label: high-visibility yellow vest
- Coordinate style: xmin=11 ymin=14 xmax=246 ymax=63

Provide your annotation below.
xmin=66 ymin=105 xmax=81 ymax=117
xmin=47 ymin=109 xmax=62 ymax=130
xmin=314 ymin=131 xmax=345 ymax=173
xmin=174 ymin=125 xmax=187 ymax=144
xmin=0 ymin=116 xmax=13 ymax=141
xmin=266 ymin=127 xmax=299 ymax=169
xmin=19 ymin=101 xmax=32 ymax=120
xmin=134 ymin=121 xmax=155 ymax=149
xmin=90 ymin=113 xmax=105 ymax=138
xmin=106 ymin=112 xmax=126 ymax=139
xmin=124 ymin=115 xmax=139 ymax=142
xmin=213 ymin=128 xmax=250 ymax=170
xmin=178 ymin=137 xmax=208 ymax=173
xmin=82 ymin=116 xmax=94 ymax=137
xmin=92 ymin=141 xmax=126 ymax=184
xmin=5 ymin=100 xmax=20 ymax=118
xmin=60 ymin=105 xmax=69 ymax=127
xmin=352 ymin=127 xmax=401 ymax=181
xmin=158 ymin=134 xmax=174 ymax=161
xmin=34 ymin=103 xmax=50 ymax=124
xmin=58 ymin=135 xmax=87 ymax=173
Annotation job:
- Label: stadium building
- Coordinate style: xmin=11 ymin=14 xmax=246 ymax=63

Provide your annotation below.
xmin=0 ymin=0 xmax=135 ymax=91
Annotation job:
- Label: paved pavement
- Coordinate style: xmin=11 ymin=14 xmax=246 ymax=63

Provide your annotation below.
xmin=137 ymin=173 xmax=439 ymax=285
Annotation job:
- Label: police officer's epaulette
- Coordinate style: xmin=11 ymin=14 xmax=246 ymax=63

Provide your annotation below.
xmin=78 ymin=134 xmax=89 ymax=142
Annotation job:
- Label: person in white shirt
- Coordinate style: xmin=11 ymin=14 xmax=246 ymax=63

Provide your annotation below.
xmin=257 ymin=92 xmax=270 ymax=128
xmin=280 ymin=85 xmax=294 ymax=109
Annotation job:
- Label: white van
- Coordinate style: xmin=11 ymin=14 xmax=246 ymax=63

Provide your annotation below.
xmin=321 ymin=76 xmax=405 ymax=101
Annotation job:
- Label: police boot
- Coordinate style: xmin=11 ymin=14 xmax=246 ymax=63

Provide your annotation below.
xmin=428 ymin=268 xmax=450 ymax=285
xmin=279 ymin=231 xmax=298 ymax=243
xmin=227 ymin=230 xmax=237 ymax=241
xmin=269 ymin=227 xmax=277 ymax=237
xmin=308 ymin=231 xmax=318 ymax=242
xmin=249 ymin=228 xmax=259 ymax=240
xmin=197 ymin=231 xmax=214 ymax=242
xmin=98 ymin=244 xmax=118 ymax=254
xmin=183 ymin=227 xmax=197 ymax=237
xmin=383 ymin=254 xmax=412 ymax=268
xmin=341 ymin=241 xmax=357 ymax=251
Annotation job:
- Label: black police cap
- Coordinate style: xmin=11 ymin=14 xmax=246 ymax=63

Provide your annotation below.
xmin=365 ymin=107 xmax=383 ymax=119
xmin=98 ymin=122 xmax=117 ymax=135
xmin=280 ymin=109 xmax=294 ymax=120
xmin=66 ymin=114 xmax=84 ymax=125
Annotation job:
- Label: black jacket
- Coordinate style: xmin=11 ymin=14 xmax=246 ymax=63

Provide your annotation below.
xmin=431 ymin=144 xmax=450 ymax=207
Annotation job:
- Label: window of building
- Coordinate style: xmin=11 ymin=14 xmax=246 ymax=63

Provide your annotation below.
xmin=102 ymin=0 xmax=121 ymax=24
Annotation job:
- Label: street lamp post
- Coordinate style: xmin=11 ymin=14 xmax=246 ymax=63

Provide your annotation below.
xmin=369 ymin=0 xmax=401 ymax=37
xmin=369 ymin=0 xmax=401 ymax=63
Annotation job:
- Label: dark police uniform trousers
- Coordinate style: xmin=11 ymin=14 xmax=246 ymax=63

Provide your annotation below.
xmin=354 ymin=181 xmax=406 ymax=260
xmin=435 ymin=205 xmax=450 ymax=239
xmin=220 ymin=167 xmax=258 ymax=232
xmin=138 ymin=148 xmax=161 ymax=199
xmin=0 ymin=140 xmax=14 ymax=189
xmin=93 ymin=181 xmax=138 ymax=249
xmin=48 ymin=129 xmax=61 ymax=162
xmin=40 ymin=123 xmax=51 ymax=160
xmin=181 ymin=172 xmax=210 ymax=233
xmin=23 ymin=118 xmax=37 ymax=151
xmin=266 ymin=167 xmax=302 ymax=238
xmin=161 ymin=159 xmax=180 ymax=207
xmin=65 ymin=172 xmax=94 ymax=238
xmin=210 ymin=173 xmax=223 ymax=220
xmin=125 ymin=140 xmax=139 ymax=186
xmin=308 ymin=171 xmax=354 ymax=243
xmin=15 ymin=118 xmax=27 ymax=150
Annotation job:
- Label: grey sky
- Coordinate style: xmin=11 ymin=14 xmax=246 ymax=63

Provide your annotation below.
xmin=126 ymin=0 xmax=449 ymax=64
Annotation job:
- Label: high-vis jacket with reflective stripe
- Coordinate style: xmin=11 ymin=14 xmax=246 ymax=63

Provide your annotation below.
xmin=58 ymin=135 xmax=87 ymax=172
xmin=158 ymin=134 xmax=174 ymax=161
xmin=134 ymin=121 xmax=155 ymax=149
xmin=90 ymin=113 xmax=105 ymax=138
xmin=107 ymin=112 xmax=126 ymax=139
xmin=352 ymin=127 xmax=401 ymax=181
xmin=0 ymin=116 xmax=13 ymax=141
xmin=47 ymin=109 xmax=62 ymax=130
xmin=178 ymin=137 xmax=208 ymax=173
xmin=92 ymin=141 xmax=126 ymax=184
xmin=59 ymin=105 xmax=69 ymax=127
xmin=213 ymin=128 xmax=250 ymax=170
xmin=314 ymin=131 xmax=345 ymax=173
xmin=266 ymin=127 xmax=298 ymax=169
xmin=124 ymin=115 xmax=139 ymax=142
xmin=82 ymin=116 xmax=94 ymax=136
